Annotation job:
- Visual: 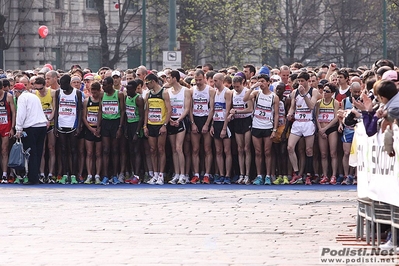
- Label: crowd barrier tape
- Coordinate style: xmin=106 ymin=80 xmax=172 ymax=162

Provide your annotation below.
xmin=351 ymin=122 xmax=399 ymax=207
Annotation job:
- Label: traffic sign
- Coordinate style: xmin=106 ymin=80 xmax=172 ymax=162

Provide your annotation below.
xmin=163 ymin=51 xmax=181 ymax=69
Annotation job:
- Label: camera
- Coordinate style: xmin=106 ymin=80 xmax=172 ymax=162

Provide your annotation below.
xmin=344 ymin=111 xmax=358 ymax=127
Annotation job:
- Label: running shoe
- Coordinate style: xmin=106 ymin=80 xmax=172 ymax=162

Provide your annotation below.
xmin=143 ymin=173 xmax=151 ymax=184
xmin=341 ymin=175 xmax=353 ymax=185
xmin=264 ymin=175 xmax=272 ymax=185
xmin=70 ymin=175 xmax=78 ymax=184
xmin=336 ymin=174 xmax=344 ymax=184
xmin=47 ymin=175 xmax=56 ymax=184
xmin=100 ymin=176 xmax=109 ymax=185
xmin=78 ymin=175 xmax=84 ymax=184
xmin=84 ymin=175 xmax=93 ymax=184
xmin=58 ymin=175 xmax=68 ymax=184
xmin=14 ymin=177 xmax=22 ymax=184
xmin=7 ymin=176 xmax=15 ymax=184
xmin=190 ymin=174 xmax=200 ymax=184
xmin=168 ymin=174 xmax=179 ymax=184
xmin=236 ymin=175 xmax=244 ymax=184
xmin=202 ymin=174 xmax=211 ymax=184
xmin=243 ymin=175 xmax=251 ymax=185
xmin=329 ymin=175 xmax=337 ymax=185
xmin=305 ymin=175 xmax=312 ymax=185
xmin=273 ymin=175 xmax=283 ymax=185
xmin=147 ymin=176 xmax=158 ymax=185
xmin=312 ymin=174 xmax=320 ymax=184
xmin=223 ymin=177 xmax=231 ymax=185
xmin=130 ymin=175 xmax=140 ymax=184
xmin=253 ymin=175 xmax=263 ymax=185
xmin=39 ymin=174 xmax=45 ymax=184
xmin=95 ymin=176 xmax=101 ymax=185
xmin=23 ymin=176 xmax=29 ymax=184
xmin=177 ymin=174 xmax=186 ymax=185
xmin=118 ymin=173 xmax=125 ymax=184
xmin=319 ymin=175 xmax=329 ymax=185
xmin=156 ymin=173 xmax=164 ymax=185
xmin=111 ymin=176 xmax=120 ymax=184
xmin=282 ymin=176 xmax=289 ymax=185
xmin=214 ymin=175 xmax=225 ymax=185
xmin=289 ymin=174 xmax=302 ymax=184
xmin=1 ymin=176 xmax=8 ymax=184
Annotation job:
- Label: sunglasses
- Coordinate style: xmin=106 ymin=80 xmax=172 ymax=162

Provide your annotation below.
xmin=323 ymin=90 xmax=332 ymax=93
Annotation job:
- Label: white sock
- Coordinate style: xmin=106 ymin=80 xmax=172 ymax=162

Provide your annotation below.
xmin=149 ymin=171 xmax=154 ymax=177
xmin=154 ymin=172 xmax=159 ymax=178
xmin=3 ymin=172 xmax=7 ymax=177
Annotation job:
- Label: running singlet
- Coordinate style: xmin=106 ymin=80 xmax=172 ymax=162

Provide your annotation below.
xmin=102 ymin=90 xmax=120 ymax=120
xmin=294 ymin=89 xmax=314 ymax=122
xmin=0 ymin=92 xmax=11 ymax=126
xmin=335 ymin=88 xmax=350 ymax=103
xmin=318 ymin=99 xmax=335 ymax=123
xmin=252 ymin=91 xmax=274 ymax=129
xmin=125 ymin=94 xmax=140 ymax=123
xmin=168 ymin=87 xmax=186 ymax=119
xmin=147 ymin=88 xmax=166 ymax=125
xmin=36 ymin=89 xmax=53 ymax=123
xmin=58 ymin=89 xmax=78 ymax=128
xmin=87 ymin=96 xmax=99 ymax=127
xmin=192 ymin=85 xmax=210 ymax=117
xmin=232 ymin=88 xmax=251 ymax=119
xmin=213 ymin=87 xmax=227 ymax=122
xmin=277 ymin=97 xmax=287 ymax=127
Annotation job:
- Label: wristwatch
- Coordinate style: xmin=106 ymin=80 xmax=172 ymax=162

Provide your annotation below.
xmin=272 ymin=128 xmax=277 ymax=132
xmin=163 ymin=123 xmax=168 ymax=126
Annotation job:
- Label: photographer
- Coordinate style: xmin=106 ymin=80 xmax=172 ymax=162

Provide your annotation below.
xmin=337 ymin=82 xmax=362 ymax=185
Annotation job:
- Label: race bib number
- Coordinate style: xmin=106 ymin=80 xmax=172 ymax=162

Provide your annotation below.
xmin=254 ymin=105 xmax=272 ymax=121
xmin=102 ymin=101 xmax=119 ymax=115
xmin=126 ymin=105 xmax=137 ymax=120
xmin=59 ymin=101 xmax=76 ymax=116
xmin=148 ymin=108 xmax=162 ymax=123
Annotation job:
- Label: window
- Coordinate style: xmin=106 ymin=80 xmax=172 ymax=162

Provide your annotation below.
xmin=86 ymin=0 xmax=97 ymax=9
xmin=55 ymin=0 xmax=61 ymax=9
xmin=88 ymin=48 xmax=101 ymax=71
xmin=127 ymin=1 xmax=138 ymax=11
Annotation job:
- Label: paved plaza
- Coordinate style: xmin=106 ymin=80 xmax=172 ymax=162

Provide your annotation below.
xmin=0 ymin=185 xmax=357 ymax=266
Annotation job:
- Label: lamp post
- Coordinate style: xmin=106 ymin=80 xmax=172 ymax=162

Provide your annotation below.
xmin=168 ymin=0 xmax=176 ymax=51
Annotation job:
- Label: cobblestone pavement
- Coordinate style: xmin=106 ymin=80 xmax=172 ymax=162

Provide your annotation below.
xmin=0 ymin=185 xmax=357 ymax=266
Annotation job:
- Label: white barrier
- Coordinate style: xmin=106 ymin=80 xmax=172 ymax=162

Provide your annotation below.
xmin=353 ymin=122 xmax=399 ymax=207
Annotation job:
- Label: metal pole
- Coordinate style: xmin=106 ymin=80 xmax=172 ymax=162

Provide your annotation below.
xmin=168 ymin=0 xmax=176 ymax=51
xmin=383 ymin=0 xmax=387 ymax=58
xmin=142 ymin=0 xmax=146 ymax=66
xmin=286 ymin=0 xmax=289 ymax=58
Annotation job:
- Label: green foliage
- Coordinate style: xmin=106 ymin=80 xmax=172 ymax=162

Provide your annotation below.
xmin=178 ymin=0 xmax=277 ymax=68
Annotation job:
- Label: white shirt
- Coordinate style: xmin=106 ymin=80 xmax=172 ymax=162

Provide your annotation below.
xmin=16 ymin=91 xmax=47 ymax=131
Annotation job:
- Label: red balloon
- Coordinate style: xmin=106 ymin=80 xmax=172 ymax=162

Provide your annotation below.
xmin=114 ymin=3 xmax=120 ymax=9
xmin=38 ymin=26 xmax=48 ymax=38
